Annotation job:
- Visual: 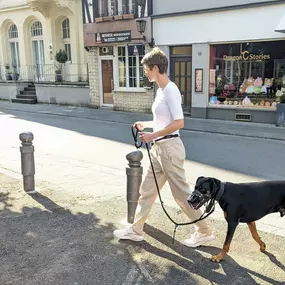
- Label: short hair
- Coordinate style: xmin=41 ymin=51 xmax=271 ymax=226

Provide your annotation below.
xmin=141 ymin=47 xmax=168 ymax=74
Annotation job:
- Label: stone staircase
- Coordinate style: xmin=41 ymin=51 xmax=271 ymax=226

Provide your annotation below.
xmin=12 ymin=83 xmax=37 ymax=104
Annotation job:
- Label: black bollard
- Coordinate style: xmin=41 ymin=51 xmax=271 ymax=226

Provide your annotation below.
xmin=126 ymin=150 xmax=143 ymax=224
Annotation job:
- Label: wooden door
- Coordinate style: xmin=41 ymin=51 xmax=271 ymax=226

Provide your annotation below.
xmin=170 ymin=57 xmax=192 ymax=109
xmin=101 ymin=60 xmax=113 ymax=104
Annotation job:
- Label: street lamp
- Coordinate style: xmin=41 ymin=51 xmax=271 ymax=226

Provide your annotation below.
xmin=136 ymin=18 xmax=146 ymax=35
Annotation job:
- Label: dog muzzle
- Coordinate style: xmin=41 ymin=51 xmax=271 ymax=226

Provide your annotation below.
xmin=187 ymin=191 xmax=209 ymax=210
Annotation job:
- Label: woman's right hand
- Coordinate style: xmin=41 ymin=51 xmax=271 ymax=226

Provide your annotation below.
xmin=133 ymin=121 xmax=145 ymax=131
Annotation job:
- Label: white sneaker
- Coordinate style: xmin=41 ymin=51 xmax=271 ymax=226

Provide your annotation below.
xmin=183 ymin=232 xmax=215 ymax=248
xmin=113 ymin=227 xmax=144 ymax=241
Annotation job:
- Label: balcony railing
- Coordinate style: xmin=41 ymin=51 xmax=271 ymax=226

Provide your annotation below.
xmin=0 ymin=64 xmax=89 ymax=83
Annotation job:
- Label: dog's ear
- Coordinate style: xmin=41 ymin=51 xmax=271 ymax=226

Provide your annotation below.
xmin=210 ymin=178 xmax=221 ymax=193
xmin=197 ymin=177 xmax=219 ymax=193
xmin=196 ymin=176 xmax=205 ymax=186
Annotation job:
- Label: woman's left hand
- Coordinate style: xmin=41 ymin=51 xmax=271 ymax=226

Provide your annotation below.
xmin=139 ymin=132 xmax=155 ymax=143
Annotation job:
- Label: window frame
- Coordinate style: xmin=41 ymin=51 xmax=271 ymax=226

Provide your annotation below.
xmin=8 ymin=24 xmax=18 ymax=40
xmin=64 ymin=43 xmax=72 ymax=62
xmin=115 ymin=45 xmax=145 ymax=92
xmin=62 ymin=18 xmax=71 ymax=62
xmin=62 ymin=18 xmax=70 ymax=39
xmin=31 ymin=21 xmax=43 ymax=38
xmin=8 ymin=24 xmax=20 ymax=69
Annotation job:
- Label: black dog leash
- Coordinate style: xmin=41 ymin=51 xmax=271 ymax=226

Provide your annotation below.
xmin=131 ymin=126 xmax=215 ymax=244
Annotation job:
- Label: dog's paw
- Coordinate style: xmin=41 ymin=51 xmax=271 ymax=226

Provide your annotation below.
xmin=211 ymin=255 xmax=222 ymax=263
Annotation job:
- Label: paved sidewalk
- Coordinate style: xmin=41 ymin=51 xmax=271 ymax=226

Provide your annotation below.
xmin=0 ymin=101 xmax=284 ymax=140
xmin=1 ymin=171 xmax=285 ymax=285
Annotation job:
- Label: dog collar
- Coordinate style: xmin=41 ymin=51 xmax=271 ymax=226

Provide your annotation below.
xmin=215 ymin=182 xmax=225 ymax=201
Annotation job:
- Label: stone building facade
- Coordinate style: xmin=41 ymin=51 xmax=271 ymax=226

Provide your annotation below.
xmin=82 ymin=0 xmax=154 ymax=113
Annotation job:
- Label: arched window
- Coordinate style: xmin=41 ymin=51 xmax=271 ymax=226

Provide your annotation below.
xmin=62 ymin=18 xmax=71 ymax=61
xmin=30 ymin=21 xmax=45 ymax=79
xmin=8 ymin=24 xmax=18 ymax=39
xmin=62 ymin=18 xmax=70 ymax=39
xmin=31 ymin=21 xmax=43 ymax=37
xmin=8 ymin=24 xmax=20 ymax=69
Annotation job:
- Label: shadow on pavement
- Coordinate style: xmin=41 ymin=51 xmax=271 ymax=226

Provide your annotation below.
xmin=143 ymin=224 xmax=285 ymax=285
xmin=1 ymin=172 xmax=285 ymax=284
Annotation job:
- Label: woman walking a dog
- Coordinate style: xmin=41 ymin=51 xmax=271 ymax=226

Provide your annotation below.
xmin=114 ymin=47 xmax=215 ymax=247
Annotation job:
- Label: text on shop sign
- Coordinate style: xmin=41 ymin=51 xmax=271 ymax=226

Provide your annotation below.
xmin=223 ymin=50 xmax=270 ymax=61
xmin=96 ymin=31 xmax=131 ymax=43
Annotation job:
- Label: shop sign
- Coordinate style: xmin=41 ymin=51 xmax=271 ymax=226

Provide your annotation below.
xmin=127 ymin=44 xmax=144 ymax=56
xmin=223 ymin=50 xmax=270 ymax=61
xmin=96 ymin=31 xmax=131 ymax=43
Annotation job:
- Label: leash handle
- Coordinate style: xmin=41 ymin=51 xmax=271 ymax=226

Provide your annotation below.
xmin=131 ymin=126 xmax=143 ymax=149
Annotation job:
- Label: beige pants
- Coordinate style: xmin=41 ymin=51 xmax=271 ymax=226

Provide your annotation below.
xmin=132 ymin=137 xmax=212 ymax=236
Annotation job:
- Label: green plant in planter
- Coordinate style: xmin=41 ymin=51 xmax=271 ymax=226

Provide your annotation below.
xmin=54 ymin=49 xmax=68 ymax=82
xmin=11 ymin=63 xmax=19 ymax=81
xmin=5 ymin=64 xmax=12 ymax=80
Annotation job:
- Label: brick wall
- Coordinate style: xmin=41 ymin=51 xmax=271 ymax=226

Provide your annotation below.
xmin=113 ymin=89 xmax=154 ymax=113
xmin=87 ymin=47 xmax=100 ymax=107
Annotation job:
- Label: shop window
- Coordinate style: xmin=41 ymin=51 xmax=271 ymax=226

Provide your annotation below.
xmin=117 ymin=45 xmax=144 ymax=89
xmin=209 ymin=41 xmax=285 ymax=108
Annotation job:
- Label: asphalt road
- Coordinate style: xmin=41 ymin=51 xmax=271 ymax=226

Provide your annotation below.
xmin=1 ymin=107 xmax=285 ymax=181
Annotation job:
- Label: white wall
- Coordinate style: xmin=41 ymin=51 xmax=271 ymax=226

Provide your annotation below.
xmin=0 ymin=82 xmax=27 ymax=100
xmin=192 ymin=44 xmax=209 ymax=108
xmin=153 ymin=0 xmax=281 ymax=15
xmin=36 ymin=85 xmax=90 ymax=105
xmin=153 ymin=4 xmax=285 ymax=45
xmin=0 ymin=0 xmax=27 ymax=9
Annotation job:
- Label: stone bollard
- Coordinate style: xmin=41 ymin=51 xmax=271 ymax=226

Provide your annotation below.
xmin=19 ymin=132 xmax=36 ymax=194
xmin=126 ymin=150 xmax=143 ymax=224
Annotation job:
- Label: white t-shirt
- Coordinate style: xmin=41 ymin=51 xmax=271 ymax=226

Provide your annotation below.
xmin=152 ymin=81 xmax=184 ymax=137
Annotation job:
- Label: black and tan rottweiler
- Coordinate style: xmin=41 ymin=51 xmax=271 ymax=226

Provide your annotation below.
xmin=187 ymin=176 xmax=285 ymax=262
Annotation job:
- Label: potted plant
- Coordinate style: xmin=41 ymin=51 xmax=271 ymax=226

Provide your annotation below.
xmin=54 ymin=49 xmax=68 ymax=82
xmin=5 ymin=64 xmax=12 ymax=80
xmin=11 ymin=63 xmax=19 ymax=81
xmin=276 ymin=94 xmax=285 ymax=127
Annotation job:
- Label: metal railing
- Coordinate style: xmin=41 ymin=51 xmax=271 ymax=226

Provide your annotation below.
xmin=0 ymin=63 xmax=89 ymax=83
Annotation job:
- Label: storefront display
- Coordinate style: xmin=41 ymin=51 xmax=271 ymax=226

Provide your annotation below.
xmin=209 ymin=40 xmax=285 ymax=108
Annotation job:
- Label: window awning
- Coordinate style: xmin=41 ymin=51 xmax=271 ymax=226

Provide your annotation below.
xmin=275 ymin=13 xmax=285 ymax=33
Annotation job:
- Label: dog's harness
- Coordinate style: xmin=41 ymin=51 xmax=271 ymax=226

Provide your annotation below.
xmin=131 ymin=126 xmax=216 ymax=244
